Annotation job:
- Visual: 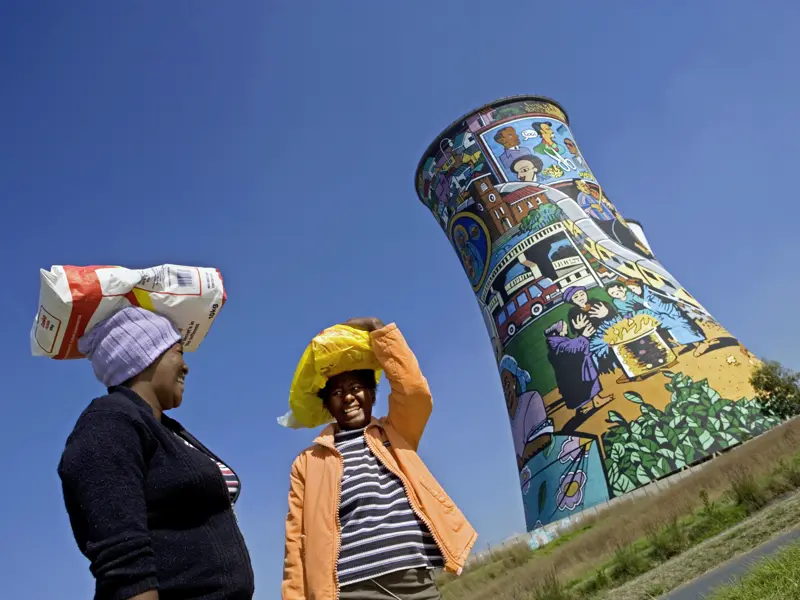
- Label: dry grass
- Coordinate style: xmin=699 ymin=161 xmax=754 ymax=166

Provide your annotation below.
xmin=439 ymin=418 xmax=800 ymax=600
xmin=602 ymin=491 xmax=800 ymax=599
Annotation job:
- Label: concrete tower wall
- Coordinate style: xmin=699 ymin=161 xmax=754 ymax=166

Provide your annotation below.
xmin=414 ymin=96 xmax=778 ymax=530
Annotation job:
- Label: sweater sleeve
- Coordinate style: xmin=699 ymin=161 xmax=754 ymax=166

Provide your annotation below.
xmin=58 ymin=409 xmax=158 ymax=600
xmin=371 ymin=323 xmax=433 ymax=451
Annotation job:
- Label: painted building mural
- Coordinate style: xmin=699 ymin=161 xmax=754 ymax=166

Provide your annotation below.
xmin=414 ymin=96 xmax=779 ymax=531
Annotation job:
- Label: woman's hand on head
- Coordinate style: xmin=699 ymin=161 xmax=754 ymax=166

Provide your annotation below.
xmin=343 ymin=317 xmax=384 ymax=332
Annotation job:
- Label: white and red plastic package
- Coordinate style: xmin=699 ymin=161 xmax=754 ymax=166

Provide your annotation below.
xmin=31 ymin=264 xmax=226 ymax=359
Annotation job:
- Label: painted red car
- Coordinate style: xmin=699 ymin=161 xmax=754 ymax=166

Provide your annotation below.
xmin=496 ymin=277 xmax=561 ymax=341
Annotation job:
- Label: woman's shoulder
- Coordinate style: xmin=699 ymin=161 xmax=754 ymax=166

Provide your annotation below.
xmin=292 ymin=440 xmax=333 ymax=470
xmin=68 ymin=389 xmax=154 ymax=439
xmin=59 ymin=391 xmax=157 ymax=473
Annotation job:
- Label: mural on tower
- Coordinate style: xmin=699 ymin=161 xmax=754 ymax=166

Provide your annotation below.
xmin=414 ymin=96 xmax=779 ymax=531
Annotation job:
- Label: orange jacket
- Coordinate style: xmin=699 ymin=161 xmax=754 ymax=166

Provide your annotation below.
xmin=281 ymin=323 xmax=477 ymax=599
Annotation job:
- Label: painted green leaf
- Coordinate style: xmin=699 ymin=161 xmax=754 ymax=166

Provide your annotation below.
xmin=697 ymin=430 xmax=715 ymax=450
xmin=636 ymin=464 xmax=652 ymax=485
xmin=629 ymin=451 xmax=642 ymax=465
xmin=639 ymin=438 xmax=660 ymax=454
xmin=656 ymin=457 xmax=671 ymax=476
xmin=681 ymin=443 xmax=696 ymax=464
xmin=624 ymin=392 xmax=645 ymax=404
xmin=728 ymin=427 xmax=749 ymax=441
xmin=674 ymin=446 xmax=687 ymax=469
xmin=616 ymin=473 xmax=637 ymax=494
xmin=538 ymin=481 xmax=548 ymax=513
xmin=700 ymin=394 xmax=715 ymax=409
xmin=669 ymin=415 xmax=686 ymax=430
xmin=682 ymin=433 xmax=700 ymax=449
xmin=719 ymin=414 xmax=731 ymax=430
xmin=641 ymin=453 xmax=658 ymax=469
xmin=705 ymin=387 xmax=721 ymax=404
xmin=655 ymin=423 xmax=680 ymax=448
xmin=657 ymin=448 xmax=676 ymax=460
xmin=717 ymin=432 xmax=737 ymax=446
xmin=693 ymin=406 xmax=710 ymax=419
xmin=686 ymin=392 xmax=704 ymax=404
xmin=607 ymin=410 xmax=626 ymax=425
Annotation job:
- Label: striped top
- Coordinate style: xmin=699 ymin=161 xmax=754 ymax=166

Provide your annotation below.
xmin=334 ymin=428 xmax=444 ymax=587
xmin=173 ymin=432 xmax=240 ymax=504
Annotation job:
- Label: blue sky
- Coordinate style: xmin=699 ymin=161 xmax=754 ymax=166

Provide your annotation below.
xmin=2 ymin=1 xmax=799 ymax=597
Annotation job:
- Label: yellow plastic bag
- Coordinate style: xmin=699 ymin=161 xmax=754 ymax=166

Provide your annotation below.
xmin=278 ymin=325 xmax=382 ymax=429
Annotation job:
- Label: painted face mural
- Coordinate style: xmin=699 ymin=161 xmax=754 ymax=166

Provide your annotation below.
xmin=450 ymin=214 xmax=490 ymax=291
xmin=414 ymin=96 xmax=779 ymax=531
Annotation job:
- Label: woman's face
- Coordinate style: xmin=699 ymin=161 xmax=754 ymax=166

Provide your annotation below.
xmin=501 ymin=370 xmax=518 ymax=413
xmin=151 ymin=343 xmax=189 ymax=410
xmin=607 ymin=285 xmax=626 ymax=300
xmin=325 ymin=372 xmax=375 ymax=430
xmin=571 ymin=290 xmax=589 ymax=307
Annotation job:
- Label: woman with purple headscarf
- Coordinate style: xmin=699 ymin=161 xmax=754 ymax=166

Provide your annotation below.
xmin=58 ymin=307 xmax=254 ymax=600
xmin=544 ymin=320 xmax=613 ymax=416
xmin=563 ymin=285 xmax=618 ymax=334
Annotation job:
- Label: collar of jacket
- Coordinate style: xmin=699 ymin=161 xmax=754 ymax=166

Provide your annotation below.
xmin=312 ymin=417 xmax=383 ymax=450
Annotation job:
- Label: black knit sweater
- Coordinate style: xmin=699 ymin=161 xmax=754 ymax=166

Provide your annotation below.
xmin=58 ymin=387 xmax=255 ymax=600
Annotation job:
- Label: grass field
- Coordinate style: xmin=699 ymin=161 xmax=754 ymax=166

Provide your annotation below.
xmin=437 ymin=418 xmax=800 ymax=600
xmin=708 ymin=540 xmax=800 ymax=600
xmin=599 ymin=491 xmax=800 ymax=599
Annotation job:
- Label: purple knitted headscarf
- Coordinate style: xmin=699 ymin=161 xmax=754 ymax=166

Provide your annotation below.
xmin=562 ymin=286 xmax=585 ymax=304
xmin=78 ymin=307 xmax=182 ymax=387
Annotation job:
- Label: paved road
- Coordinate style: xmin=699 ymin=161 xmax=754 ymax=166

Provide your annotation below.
xmin=663 ymin=526 xmax=800 ymax=599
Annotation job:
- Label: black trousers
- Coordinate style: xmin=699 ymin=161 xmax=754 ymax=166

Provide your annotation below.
xmin=338 ymin=568 xmax=442 ymax=600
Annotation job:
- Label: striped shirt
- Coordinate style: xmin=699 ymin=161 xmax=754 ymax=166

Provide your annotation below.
xmin=173 ymin=432 xmax=240 ymax=504
xmin=334 ymin=428 xmax=444 ymax=587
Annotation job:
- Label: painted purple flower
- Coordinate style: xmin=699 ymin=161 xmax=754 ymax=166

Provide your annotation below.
xmin=556 ymin=470 xmax=586 ymax=511
xmin=520 ymin=465 xmax=532 ymax=495
xmin=558 ymin=436 xmax=582 ymax=463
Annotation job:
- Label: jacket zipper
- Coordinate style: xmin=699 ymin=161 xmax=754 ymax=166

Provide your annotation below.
xmin=363 ymin=426 xmax=451 ymax=570
xmin=333 ymin=446 xmax=343 ymax=600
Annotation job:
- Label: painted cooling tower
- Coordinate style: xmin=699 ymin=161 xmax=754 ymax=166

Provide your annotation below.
xmin=414 ymin=96 xmax=777 ymax=531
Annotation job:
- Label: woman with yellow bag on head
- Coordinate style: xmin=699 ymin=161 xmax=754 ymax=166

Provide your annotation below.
xmin=281 ymin=318 xmax=477 ymax=600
